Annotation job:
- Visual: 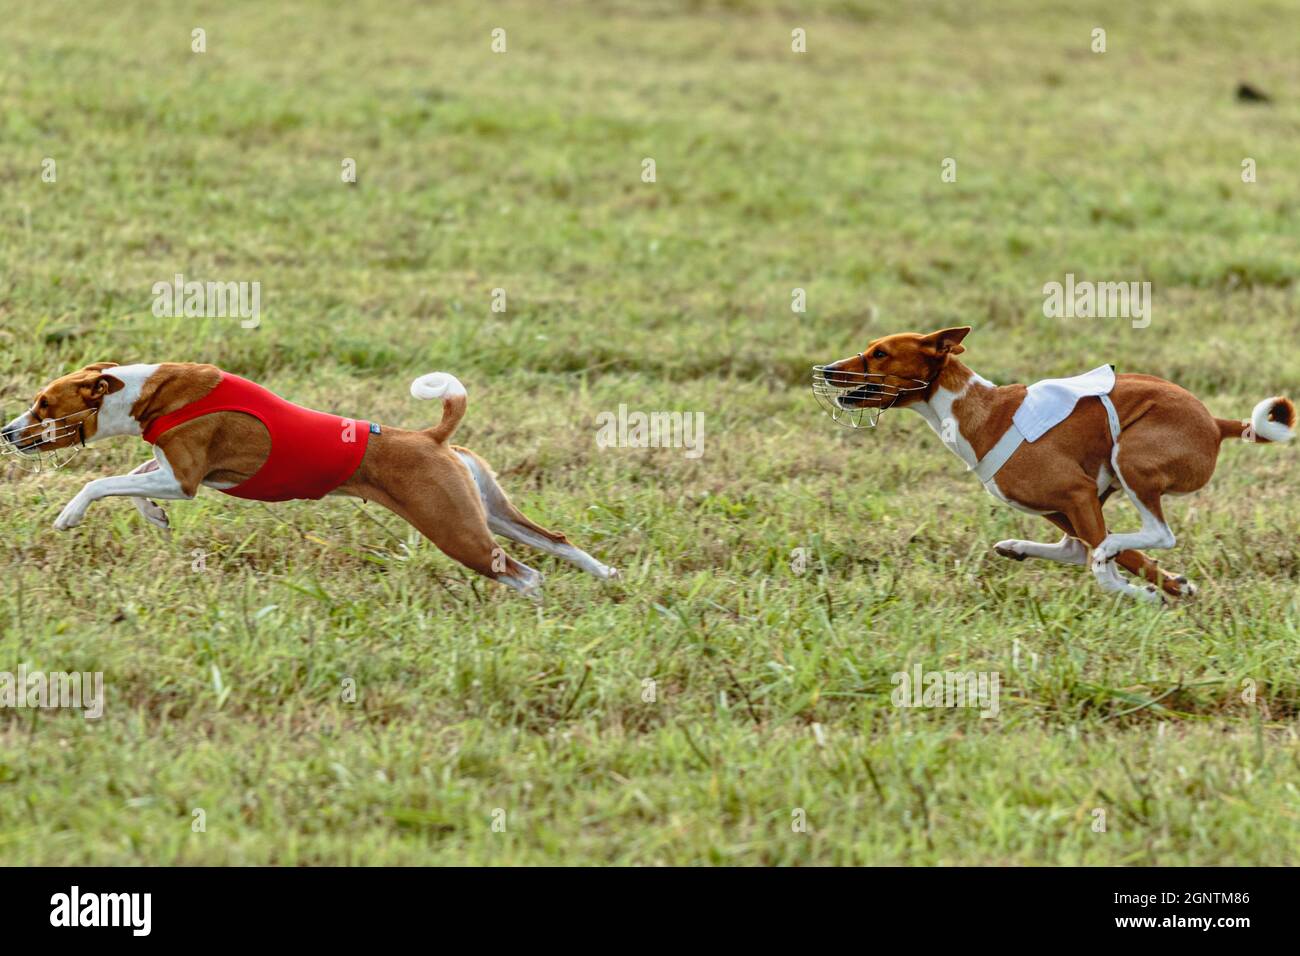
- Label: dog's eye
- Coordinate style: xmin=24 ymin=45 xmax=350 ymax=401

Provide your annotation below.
xmin=871 ymin=350 xmax=887 ymax=360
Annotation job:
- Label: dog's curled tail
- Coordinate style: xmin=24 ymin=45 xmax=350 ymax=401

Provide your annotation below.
xmin=1217 ymin=396 xmax=1296 ymax=444
xmin=410 ymin=372 xmax=467 ymax=443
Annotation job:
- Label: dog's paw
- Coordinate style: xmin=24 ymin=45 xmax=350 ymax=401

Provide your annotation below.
xmin=499 ymin=567 xmax=545 ymax=602
xmin=993 ymin=540 xmax=1027 ymax=561
xmin=134 ymin=498 xmax=171 ymax=531
xmin=1142 ymin=584 xmax=1168 ymax=605
xmin=1168 ymin=575 xmax=1197 ymax=598
xmin=53 ymin=502 xmax=86 ymax=531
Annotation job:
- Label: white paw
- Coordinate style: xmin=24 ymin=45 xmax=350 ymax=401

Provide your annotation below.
xmin=1170 ymin=575 xmax=1197 ymax=598
xmin=1137 ymin=585 xmax=1168 ymax=605
xmin=600 ymin=566 xmax=621 ymax=581
xmin=993 ymin=540 xmax=1026 ymax=561
xmin=501 ymin=568 xmax=545 ymax=602
xmin=1092 ymin=535 xmax=1127 ymax=565
xmin=134 ymin=499 xmax=171 ymax=531
xmin=53 ymin=499 xmax=87 ymax=530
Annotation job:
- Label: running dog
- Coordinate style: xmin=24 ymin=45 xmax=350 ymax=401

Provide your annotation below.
xmin=813 ymin=327 xmax=1294 ymax=602
xmin=2 ymin=363 xmax=618 ymax=597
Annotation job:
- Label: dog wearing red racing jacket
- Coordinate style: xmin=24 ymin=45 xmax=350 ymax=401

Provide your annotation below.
xmin=1 ymin=362 xmax=617 ymax=597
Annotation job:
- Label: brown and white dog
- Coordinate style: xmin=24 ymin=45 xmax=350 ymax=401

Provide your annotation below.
xmin=2 ymin=363 xmax=617 ymax=597
xmin=815 ymin=328 xmax=1295 ymax=602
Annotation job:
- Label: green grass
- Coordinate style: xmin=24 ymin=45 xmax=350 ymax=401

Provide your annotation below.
xmin=1 ymin=0 xmax=1298 ymax=864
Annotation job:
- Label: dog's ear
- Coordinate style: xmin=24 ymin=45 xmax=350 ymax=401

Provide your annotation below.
xmin=922 ymin=327 xmax=970 ymax=356
xmin=76 ymin=365 xmax=125 ymax=399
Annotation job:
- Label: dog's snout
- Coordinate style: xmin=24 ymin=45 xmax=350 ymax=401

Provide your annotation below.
xmin=1 ymin=411 xmax=39 ymax=451
xmin=819 ymin=364 xmax=849 ymax=388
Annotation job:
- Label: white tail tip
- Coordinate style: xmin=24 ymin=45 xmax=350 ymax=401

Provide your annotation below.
xmin=1251 ymin=396 xmax=1295 ymax=443
xmin=410 ymin=372 xmax=466 ymax=401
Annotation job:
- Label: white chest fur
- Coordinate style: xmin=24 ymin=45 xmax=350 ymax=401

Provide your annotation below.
xmin=911 ymin=372 xmax=1058 ymax=516
xmin=92 ymin=364 xmax=159 ymax=441
xmin=910 ymin=376 xmax=991 ymax=470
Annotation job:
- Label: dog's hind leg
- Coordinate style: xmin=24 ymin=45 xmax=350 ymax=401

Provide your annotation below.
xmin=127 ymin=459 xmax=171 ymax=530
xmin=1058 ymin=492 xmax=1163 ymax=603
xmin=994 ymin=518 xmax=1190 ymax=599
xmin=1041 ymin=512 xmax=1193 ymax=599
xmin=367 ymin=457 xmax=545 ymax=599
xmin=1088 ymin=412 xmax=1209 ymax=598
xmin=1090 ymin=491 xmax=1195 ymax=600
xmin=1094 ymin=489 xmax=1175 ymax=562
xmin=1115 ymin=549 xmax=1196 ymax=598
xmin=454 ymin=448 xmax=619 ymax=581
xmin=411 ymin=505 xmax=544 ymax=599
xmin=1089 ymin=483 xmax=1188 ymax=599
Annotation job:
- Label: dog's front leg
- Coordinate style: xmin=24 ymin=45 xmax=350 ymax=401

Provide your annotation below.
xmin=54 ymin=456 xmax=193 ymax=530
xmin=994 ymin=534 xmax=1088 ymax=565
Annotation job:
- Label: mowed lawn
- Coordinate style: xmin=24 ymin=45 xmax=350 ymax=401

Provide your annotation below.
xmin=1 ymin=0 xmax=1298 ymax=864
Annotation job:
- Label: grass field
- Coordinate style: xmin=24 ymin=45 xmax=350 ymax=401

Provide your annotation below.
xmin=1 ymin=0 xmax=1298 ymax=864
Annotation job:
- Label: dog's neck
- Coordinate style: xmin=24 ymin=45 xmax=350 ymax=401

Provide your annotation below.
xmin=91 ymin=364 xmax=160 ymax=442
xmin=908 ymin=359 xmax=1022 ymax=468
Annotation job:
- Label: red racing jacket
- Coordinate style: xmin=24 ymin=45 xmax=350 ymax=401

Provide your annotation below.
xmin=141 ymin=372 xmax=371 ymax=501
